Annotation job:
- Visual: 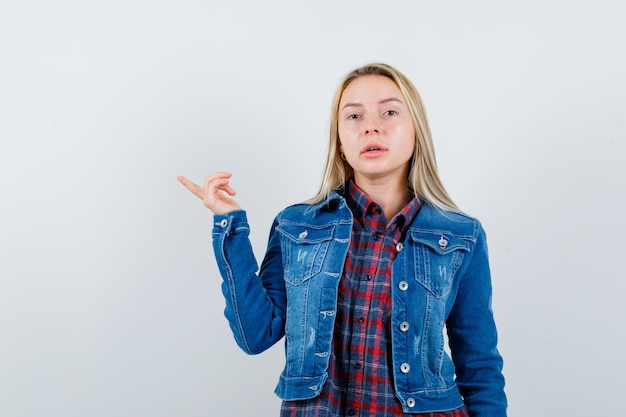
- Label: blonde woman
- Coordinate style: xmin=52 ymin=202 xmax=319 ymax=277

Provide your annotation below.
xmin=178 ymin=63 xmax=507 ymax=417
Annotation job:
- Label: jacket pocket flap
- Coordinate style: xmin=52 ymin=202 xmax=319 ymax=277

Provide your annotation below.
xmin=277 ymin=223 xmax=335 ymax=244
xmin=409 ymin=231 xmax=470 ymax=255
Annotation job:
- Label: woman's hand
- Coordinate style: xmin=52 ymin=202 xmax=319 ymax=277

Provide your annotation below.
xmin=177 ymin=172 xmax=241 ymax=214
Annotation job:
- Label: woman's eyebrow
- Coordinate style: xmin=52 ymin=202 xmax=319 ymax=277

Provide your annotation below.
xmin=340 ymin=97 xmax=403 ymax=111
xmin=379 ymin=97 xmax=403 ymax=105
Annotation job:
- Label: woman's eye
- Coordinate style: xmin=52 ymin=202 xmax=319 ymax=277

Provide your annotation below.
xmin=385 ymin=110 xmax=397 ymax=116
xmin=348 ymin=114 xmax=360 ymax=120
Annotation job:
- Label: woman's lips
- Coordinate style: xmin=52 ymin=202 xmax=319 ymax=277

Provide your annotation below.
xmin=361 ymin=143 xmax=386 ymax=157
xmin=361 ymin=149 xmax=385 ymax=157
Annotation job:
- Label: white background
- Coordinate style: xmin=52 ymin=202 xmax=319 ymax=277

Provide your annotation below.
xmin=1 ymin=1 xmax=625 ymax=416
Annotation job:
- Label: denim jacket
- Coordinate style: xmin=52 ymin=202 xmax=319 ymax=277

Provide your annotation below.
xmin=211 ymin=191 xmax=506 ymax=416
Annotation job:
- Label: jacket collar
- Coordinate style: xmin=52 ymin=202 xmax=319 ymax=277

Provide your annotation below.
xmin=304 ymin=190 xmax=347 ymax=215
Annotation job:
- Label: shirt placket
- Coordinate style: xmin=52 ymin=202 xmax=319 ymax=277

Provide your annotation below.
xmin=345 ymin=209 xmax=390 ymax=416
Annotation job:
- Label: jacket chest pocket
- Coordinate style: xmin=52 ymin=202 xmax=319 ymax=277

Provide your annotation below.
xmin=410 ymin=231 xmax=470 ymax=298
xmin=276 ymin=223 xmax=335 ymax=285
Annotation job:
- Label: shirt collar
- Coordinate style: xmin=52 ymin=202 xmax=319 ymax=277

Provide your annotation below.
xmin=345 ymin=180 xmax=421 ymax=231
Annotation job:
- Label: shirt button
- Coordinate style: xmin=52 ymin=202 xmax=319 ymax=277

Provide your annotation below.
xmin=366 ymin=275 xmax=372 ymax=281
xmin=395 ymin=242 xmax=404 ymax=252
xmin=398 ymin=281 xmax=409 ymax=291
xmin=406 ymin=398 xmax=416 ymax=408
xmin=354 ymin=362 xmax=361 ymax=369
xmin=373 ymin=232 xmax=381 ymax=241
xmin=438 ymin=236 xmax=448 ymax=249
xmin=399 ymin=322 xmax=410 ymax=332
xmin=298 ymin=230 xmax=308 ymax=239
xmin=348 ymin=410 xmax=356 ymax=416
xmin=219 ymin=219 xmax=228 ymax=228
xmin=357 ymin=316 xmax=365 ymax=323
xmin=400 ymin=363 xmax=410 ymax=373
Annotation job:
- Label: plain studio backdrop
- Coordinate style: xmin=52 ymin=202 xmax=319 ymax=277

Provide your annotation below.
xmin=1 ymin=1 xmax=624 ymax=416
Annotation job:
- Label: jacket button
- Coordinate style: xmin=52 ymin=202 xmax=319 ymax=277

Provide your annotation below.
xmin=438 ymin=236 xmax=448 ymax=248
xmin=399 ymin=322 xmax=409 ymax=332
xmin=398 ymin=281 xmax=409 ymax=291
xmin=395 ymin=242 xmax=404 ymax=252
xmin=298 ymin=230 xmax=308 ymax=239
xmin=219 ymin=219 xmax=228 ymax=228
xmin=400 ymin=363 xmax=410 ymax=373
xmin=406 ymin=398 xmax=416 ymax=408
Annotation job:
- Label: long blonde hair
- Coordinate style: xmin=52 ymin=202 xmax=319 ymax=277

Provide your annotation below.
xmin=308 ymin=63 xmax=459 ymax=212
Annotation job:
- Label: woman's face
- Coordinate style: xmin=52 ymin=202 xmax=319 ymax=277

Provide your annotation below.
xmin=338 ymin=75 xmax=415 ymax=185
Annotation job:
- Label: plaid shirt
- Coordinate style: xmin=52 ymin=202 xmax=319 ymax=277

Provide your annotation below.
xmin=281 ymin=182 xmax=469 ymax=417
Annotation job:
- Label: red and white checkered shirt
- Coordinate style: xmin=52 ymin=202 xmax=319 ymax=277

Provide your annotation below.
xmin=281 ymin=182 xmax=468 ymax=417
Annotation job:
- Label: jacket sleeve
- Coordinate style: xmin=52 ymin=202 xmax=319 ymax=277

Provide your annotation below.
xmin=446 ymin=222 xmax=507 ymax=417
xmin=211 ymin=210 xmax=287 ymax=354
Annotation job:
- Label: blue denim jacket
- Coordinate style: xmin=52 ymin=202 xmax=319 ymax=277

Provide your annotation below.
xmin=211 ymin=191 xmax=506 ymax=416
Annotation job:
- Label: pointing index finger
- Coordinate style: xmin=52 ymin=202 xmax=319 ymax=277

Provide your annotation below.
xmin=176 ymin=175 xmax=203 ymax=199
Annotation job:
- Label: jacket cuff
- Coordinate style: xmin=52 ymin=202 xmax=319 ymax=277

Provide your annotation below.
xmin=212 ymin=210 xmax=249 ymax=235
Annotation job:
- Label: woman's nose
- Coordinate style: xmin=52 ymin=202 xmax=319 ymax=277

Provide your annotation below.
xmin=364 ymin=118 xmax=381 ymax=135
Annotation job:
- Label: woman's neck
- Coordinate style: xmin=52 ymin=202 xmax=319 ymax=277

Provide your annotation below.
xmin=353 ymin=175 xmax=411 ymax=221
